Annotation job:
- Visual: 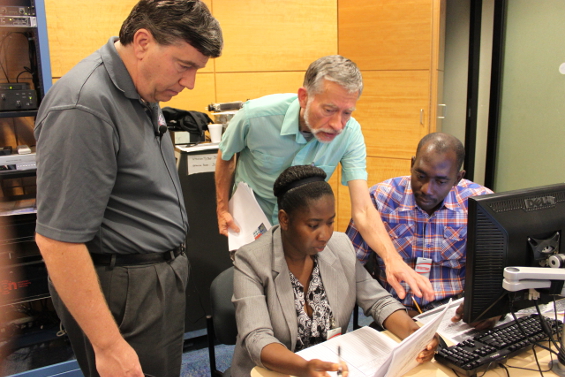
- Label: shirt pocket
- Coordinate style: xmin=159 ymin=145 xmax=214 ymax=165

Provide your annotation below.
xmin=251 ymin=149 xmax=287 ymax=174
xmin=384 ymin=222 xmax=414 ymax=260
xmin=437 ymin=226 xmax=467 ymax=269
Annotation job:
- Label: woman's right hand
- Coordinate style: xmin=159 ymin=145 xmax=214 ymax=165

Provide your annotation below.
xmin=303 ymin=359 xmax=348 ymax=377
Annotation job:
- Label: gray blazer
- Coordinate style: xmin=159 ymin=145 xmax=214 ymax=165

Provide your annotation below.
xmin=231 ymin=226 xmax=405 ymax=376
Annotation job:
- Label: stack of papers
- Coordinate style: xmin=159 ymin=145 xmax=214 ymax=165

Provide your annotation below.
xmin=228 ymin=182 xmax=272 ymax=251
xmin=297 ymin=301 xmax=450 ymax=377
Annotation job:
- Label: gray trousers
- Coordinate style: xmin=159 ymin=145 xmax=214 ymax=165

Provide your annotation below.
xmin=49 ymin=254 xmax=189 ymax=377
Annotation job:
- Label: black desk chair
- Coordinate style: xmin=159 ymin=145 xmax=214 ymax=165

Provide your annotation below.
xmin=207 ymin=266 xmax=237 ymax=377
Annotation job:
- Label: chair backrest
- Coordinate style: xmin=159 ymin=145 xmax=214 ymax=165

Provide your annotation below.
xmin=210 ymin=266 xmax=237 ymax=345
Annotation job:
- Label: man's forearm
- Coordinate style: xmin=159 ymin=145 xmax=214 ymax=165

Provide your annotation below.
xmin=36 ymin=234 xmax=122 ymax=350
xmin=214 ymin=149 xmax=236 ymax=214
xmin=348 ymin=179 xmax=433 ymax=300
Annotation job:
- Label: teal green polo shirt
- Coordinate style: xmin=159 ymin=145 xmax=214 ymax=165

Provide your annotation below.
xmin=219 ymin=93 xmax=367 ymax=225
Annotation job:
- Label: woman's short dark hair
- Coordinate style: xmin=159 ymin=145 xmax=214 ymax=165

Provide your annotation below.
xmin=119 ymin=0 xmax=223 ymax=58
xmin=274 ymin=165 xmax=334 ymax=215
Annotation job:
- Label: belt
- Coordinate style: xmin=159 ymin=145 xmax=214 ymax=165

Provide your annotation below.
xmin=90 ymin=244 xmax=185 ymax=267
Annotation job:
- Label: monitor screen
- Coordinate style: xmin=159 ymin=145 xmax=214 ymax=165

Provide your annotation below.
xmin=463 ymin=183 xmax=565 ymax=323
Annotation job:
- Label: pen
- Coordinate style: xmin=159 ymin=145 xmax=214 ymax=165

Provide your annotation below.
xmin=337 ymin=345 xmax=343 ymax=376
xmin=412 ymin=297 xmax=423 ymax=314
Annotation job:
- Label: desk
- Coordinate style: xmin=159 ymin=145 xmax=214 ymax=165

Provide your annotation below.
xmin=251 ymin=339 xmax=560 ymax=377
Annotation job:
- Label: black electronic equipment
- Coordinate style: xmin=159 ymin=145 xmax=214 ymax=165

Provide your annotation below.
xmin=0 ymin=212 xmax=48 ymax=306
xmin=207 ymin=101 xmax=243 ymax=112
xmin=0 ymin=82 xmax=37 ymax=111
xmin=0 ymin=15 xmax=36 ymax=27
xmin=464 ymin=183 xmax=565 ymax=324
xmin=0 ymin=5 xmax=35 ymax=16
xmin=436 ymin=314 xmax=563 ymax=376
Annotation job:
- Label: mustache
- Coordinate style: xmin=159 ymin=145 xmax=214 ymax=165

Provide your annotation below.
xmin=311 ymin=128 xmax=343 ymax=136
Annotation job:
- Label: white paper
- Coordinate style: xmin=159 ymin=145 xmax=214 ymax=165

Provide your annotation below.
xmin=296 ymin=302 xmax=449 ymax=377
xmin=186 ymin=153 xmax=217 ymax=175
xmin=381 ymin=300 xmax=450 ymax=377
xmin=297 ymin=327 xmax=398 ymax=377
xmin=228 ymin=182 xmax=272 ymax=251
xmin=412 ymin=298 xmax=473 ymax=344
xmin=176 ymin=143 xmax=219 ymax=153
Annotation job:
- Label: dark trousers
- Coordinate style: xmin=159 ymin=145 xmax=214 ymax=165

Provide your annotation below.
xmin=49 ymin=254 xmax=189 ymax=377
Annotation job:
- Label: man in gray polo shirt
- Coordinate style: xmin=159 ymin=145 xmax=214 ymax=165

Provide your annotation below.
xmin=34 ymin=1 xmax=222 ymax=376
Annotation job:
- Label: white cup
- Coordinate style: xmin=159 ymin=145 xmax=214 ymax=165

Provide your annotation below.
xmin=208 ymin=123 xmax=223 ymax=143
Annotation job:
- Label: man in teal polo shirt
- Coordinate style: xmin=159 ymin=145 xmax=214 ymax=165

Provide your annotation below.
xmin=215 ymin=55 xmax=434 ymax=301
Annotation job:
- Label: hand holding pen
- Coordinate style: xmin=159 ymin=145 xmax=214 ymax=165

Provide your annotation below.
xmin=336 ymin=345 xmax=348 ymax=377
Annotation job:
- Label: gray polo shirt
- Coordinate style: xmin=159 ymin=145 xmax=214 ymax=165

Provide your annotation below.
xmin=35 ymin=37 xmax=188 ymax=254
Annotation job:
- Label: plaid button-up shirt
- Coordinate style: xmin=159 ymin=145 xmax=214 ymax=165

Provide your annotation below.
xmin=346 ymin=176 xmax=493 ymax=311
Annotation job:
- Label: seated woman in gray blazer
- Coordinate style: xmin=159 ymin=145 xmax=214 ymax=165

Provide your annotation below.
xmin=232 ymin=165 xmax=439 ymax=377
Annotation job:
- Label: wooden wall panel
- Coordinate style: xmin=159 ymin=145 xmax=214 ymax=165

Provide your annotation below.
xmin=212 ymin=0 xmax=337 ymax=72
xmin=44 ymin=0 xmax=213 ymax=77
xmin=0 ymin=117 xmax=35 ymax=150
xmin=215 ymin=72 xmax=305 ymax=104
xmin=335 ymin=156 xmax=412 ymax=232
xmin=358 ymin=71 xmax=431 ymax=159
xmin=328 ymin=166 xmax=339 ymax=215
xmin=339 ymin=0 xmax=435 ymax=71
xmin=45 ymin=0 xmax=138 ymax=77
xmin=165 ymin=73 xmax=215 ymax=113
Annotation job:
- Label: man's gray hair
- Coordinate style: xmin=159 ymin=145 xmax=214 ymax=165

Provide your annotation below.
xmin=303 ymin=55 xmax=363 ymax=96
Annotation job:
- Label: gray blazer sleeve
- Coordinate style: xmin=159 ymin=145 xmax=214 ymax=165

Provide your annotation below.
xmin=328 ymin=232 xmax=406 ymax=328
xmin=232 ymin=230 xmax=286 ymax=369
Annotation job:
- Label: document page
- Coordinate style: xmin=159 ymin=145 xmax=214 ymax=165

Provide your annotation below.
xmin=413 ymin=298 xmax=476 ymax=344
xmin=380 ymin=300 xmax=450 ymax=377
xmin=297 ymin=326 xmax=398 ymax=377
xmin=228 ymin=182 xmax=271 ymax=251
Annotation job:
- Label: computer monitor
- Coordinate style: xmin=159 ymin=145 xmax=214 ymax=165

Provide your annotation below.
xmin=463 ymin=183 xmax=565 ymax=323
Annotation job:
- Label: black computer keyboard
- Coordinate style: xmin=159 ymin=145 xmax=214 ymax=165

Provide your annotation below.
xmin=435 ymin=314 xmax=562 ymax=376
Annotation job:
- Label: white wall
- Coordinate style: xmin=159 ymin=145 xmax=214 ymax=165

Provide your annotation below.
xmin=442 ymin=0 xmax=493 ymax=186
xmin=494 ymin=0 xmax=565 ymax=191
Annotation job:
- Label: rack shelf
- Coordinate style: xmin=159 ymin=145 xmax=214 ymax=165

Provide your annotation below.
xmin=0 ymin=110 xmax=38 ymax=119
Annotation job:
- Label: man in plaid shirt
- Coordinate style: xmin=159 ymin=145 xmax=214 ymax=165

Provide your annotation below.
xmin=346 ymin=133 xmax=493 ymax=317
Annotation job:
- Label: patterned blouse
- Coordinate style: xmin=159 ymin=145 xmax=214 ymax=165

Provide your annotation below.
xmin=289 ymin=256 xmax=334 ymax=351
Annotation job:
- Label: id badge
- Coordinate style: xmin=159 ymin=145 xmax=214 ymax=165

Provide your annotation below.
xmin=415 ymin=257 xmax=432 ymax=279
xmin=327 ymin=326 xmax=342 ymax=340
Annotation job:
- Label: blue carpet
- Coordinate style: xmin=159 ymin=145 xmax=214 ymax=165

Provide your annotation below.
xmin=181 ymin=343 xmax=234 ymax=377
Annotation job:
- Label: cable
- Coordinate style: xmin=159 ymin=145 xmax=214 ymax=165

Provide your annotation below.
xmin=535 ymin=301 xmax=561 ymax=351
xmin=0 ymin=31 xmax=38 ymax=89
xmin=56 ymin=320 xmax=66 ymax=337
xmin=15 ymin=67 xmax=32 ymax=82
xmin=506 ymin=363 xmax=552 ymax=373
xmin=553 ymin=296 xmax=563 ymax=349
xmin=498 ymin=363 xmax=511 ymax=377
xmin=531 ymin=344 xmax=545 ymax=377
xmin=508 ymin=295 xmax=560 ymax=356
xmin=0 ymin=32 xmax=12 ymax=82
